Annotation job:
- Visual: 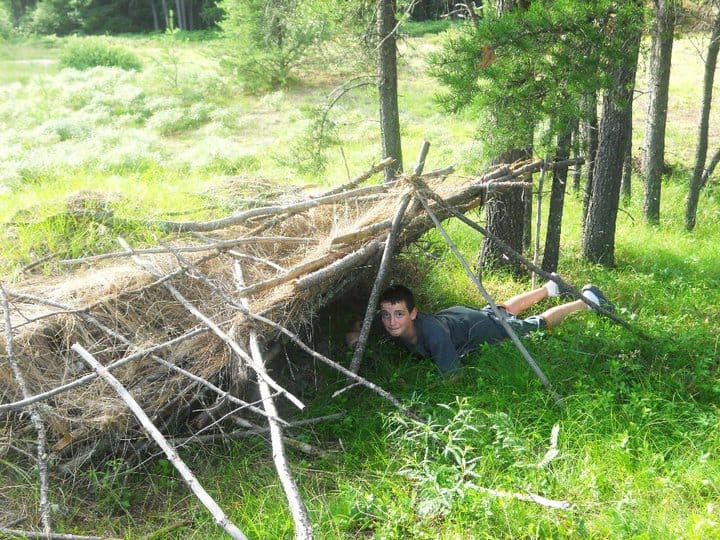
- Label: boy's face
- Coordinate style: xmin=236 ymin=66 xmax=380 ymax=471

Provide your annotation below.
xmin=379 ymin=300 xmax=417 ymax=342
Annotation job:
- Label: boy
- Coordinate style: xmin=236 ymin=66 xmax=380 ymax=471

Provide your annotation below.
xmin=347 ymin=281 xmax=613 ymax=374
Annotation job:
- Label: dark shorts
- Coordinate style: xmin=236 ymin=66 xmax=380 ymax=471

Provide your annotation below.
xmin=486 ymin=305 xmax=547 ymax=337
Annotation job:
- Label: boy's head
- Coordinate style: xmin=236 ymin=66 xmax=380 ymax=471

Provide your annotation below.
xmin=379 ymin=284 xmax=415 ymax=312
xmin=378 ymin=284 xmax=418 ymax=341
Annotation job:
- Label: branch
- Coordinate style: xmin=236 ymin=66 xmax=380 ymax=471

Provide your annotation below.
xmin=117 ymin=237 xmax=305 ymax=411
xmin=411 ymin=191 xmax=564 ymax=406
xmin=350 ymin=192 xmax=412 ymax=374
xmin=416 ymin=180 xmax=651 ymax=340
xmin=0 ymin=530 xmax=121 ymax=540
xmin=71 ymin=343 xmax=248 ymax=540
xmin=0 ymin=284 xmax=52 ymax=534
xmin=234 ymin=263 xmax=313 ymax=540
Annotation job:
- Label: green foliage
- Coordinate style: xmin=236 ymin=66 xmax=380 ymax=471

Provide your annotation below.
xmin=24 ymin=0 xmax=89 ymax=36
xmin=218 ymin=0 xmax=332 ymax=91
xmin=428 ymin=0 xmax=646 ymax=156
xmin=60 ymin=37 xmax=142 ymax=71
xmin=0 ymin=2 xmax=13 ymax=40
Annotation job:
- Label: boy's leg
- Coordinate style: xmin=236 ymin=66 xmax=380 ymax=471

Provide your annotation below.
xmin=502 ymin=286 xmax=549 ymax=315
xmin=540 ymin=299 xmax=586 ymax=329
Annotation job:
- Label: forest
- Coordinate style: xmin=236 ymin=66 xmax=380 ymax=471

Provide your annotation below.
xmin=1 ymin=0 xmax=719 ymax=538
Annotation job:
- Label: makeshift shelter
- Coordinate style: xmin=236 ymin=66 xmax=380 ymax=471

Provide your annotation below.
xmin=1 ymin=155 xmax=596 ymax=538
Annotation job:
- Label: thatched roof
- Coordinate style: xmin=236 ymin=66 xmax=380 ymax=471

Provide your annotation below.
xmin=0 ymin=158 xmax=548 ymax=474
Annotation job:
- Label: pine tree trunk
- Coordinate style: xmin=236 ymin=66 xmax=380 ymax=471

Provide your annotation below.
xmin=480 ymin=0 xmax=533 ymax=276
xmin=149 ymin=0 xmax=160 ymax=31
xmin=621 ymin=131 xmax=633 ymax=201
xmin=480 ymin=147 xmax=532 ymax=276
xmin=642 ymin=0 xmax=676 ymax=223
xmin=378 ymin=0 xmax=403 ymax=182
xmin=541 ymin=128 xmax=571 ymax=273
xmin=581 ymin=91 xmax=599 ymax=227
xmin=685 ymin=7 xmax=720 ymax=231
xmin=583 ymin=28 xmax=641 ymax=266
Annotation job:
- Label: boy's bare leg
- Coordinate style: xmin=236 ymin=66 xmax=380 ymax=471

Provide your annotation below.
xmin=540 ymin=299 xmax=586 ymax=329
xmin=502 ymin=286 xmax=549 ymax=315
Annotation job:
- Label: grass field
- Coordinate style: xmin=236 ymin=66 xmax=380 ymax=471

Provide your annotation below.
xmin=1 ymin=25 xmax=720 ymax=539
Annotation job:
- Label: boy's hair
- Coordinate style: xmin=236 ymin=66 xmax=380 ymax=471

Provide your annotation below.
xmin=379 ymin=284 xmax=415 ymax=312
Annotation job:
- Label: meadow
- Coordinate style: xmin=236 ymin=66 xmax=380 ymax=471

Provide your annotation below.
xmin=1 ymin=25 xmax=719 ymax=539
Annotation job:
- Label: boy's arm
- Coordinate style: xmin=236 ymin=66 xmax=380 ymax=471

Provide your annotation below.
xmin=345 ymin=320 xmax=362 ymax=347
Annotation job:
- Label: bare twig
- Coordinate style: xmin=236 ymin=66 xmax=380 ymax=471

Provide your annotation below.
xmin=0 ymin=284 xmax=52 ymax=534
xmin=0 ymin=530 xmax=121 ymax=540
xmin=470 ymin=484 xmax=572 ymax=510
xmin=72 ymin=343 xmax=248 ymax=540
xmin=118 ymin=237 xmax=305 ymax=411
xmin=319 ymin=157 xmax=394 ymax=197
xmin=235 ymin=263 xmax=313 ymax=540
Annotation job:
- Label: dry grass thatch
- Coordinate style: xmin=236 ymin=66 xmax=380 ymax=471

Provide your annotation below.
xmin=0 ymin=158 xmax=550 ymax=478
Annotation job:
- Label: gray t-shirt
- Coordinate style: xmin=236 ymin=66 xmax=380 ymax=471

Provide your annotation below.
xmin=394 ymin=306 xmax=546 ymax=374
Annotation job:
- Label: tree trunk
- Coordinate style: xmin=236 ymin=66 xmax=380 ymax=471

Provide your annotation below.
xmin=581 ymin=91 xmax=599 ymax=227
xmin=621 ymin=109 xmax=633 ymax=201
xmin=480 ymin=0 xmax=533 ymax=276
xmin=571 ymin=121 xmax=582 ymax=192
xmin=480 ymin=146 xmax=532 ymax=276
xmin=542 ymin=128 xmax=571 ymax=272
xmin=149 ymin=0 xmax=160 ymax=31
xmin=161 ymin=0 xmax=169 ymax=29
xmin=175 ymin=0 xmax=185 ymax=29
xmin=642 ymin=0 xmax=676 ymax=223
xmin=685 ymin=7 xmax=720 ymax=231
xmin=378 ymin=0 xmax=403 ymax=182
xmin=583 ymin=27 xmax=641 ymax=266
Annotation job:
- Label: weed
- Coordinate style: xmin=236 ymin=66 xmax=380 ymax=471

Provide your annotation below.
xmin=60 ymin=37 xmax=142 ymax=71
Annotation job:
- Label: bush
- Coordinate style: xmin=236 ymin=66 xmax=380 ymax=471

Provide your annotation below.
xmin=0 ymin=3 xmax=13 ymax=40
xmin=60 ymin=38 xmax=142 ymax=71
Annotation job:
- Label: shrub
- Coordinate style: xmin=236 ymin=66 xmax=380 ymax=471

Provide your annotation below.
xmin=0 ymin=3 xmax=13 ymax=40
xmin=60 ymin=38 xmax=142 ymax=71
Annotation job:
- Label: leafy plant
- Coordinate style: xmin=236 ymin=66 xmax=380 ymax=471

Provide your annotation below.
xmin=218 ymin=0 xmax=331 ymax=91
xmin=60 ymin=37 xmax=142 ymax=71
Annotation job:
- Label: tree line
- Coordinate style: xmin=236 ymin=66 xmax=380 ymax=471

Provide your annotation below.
xmin=423 ymin=0 xmax=720 ymax=269
xmin=1 ymin=0 xmax=718 ymax=271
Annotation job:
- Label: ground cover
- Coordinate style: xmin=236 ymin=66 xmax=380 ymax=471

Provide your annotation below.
xmin=0 ymin=25 xmax=719 ymax=539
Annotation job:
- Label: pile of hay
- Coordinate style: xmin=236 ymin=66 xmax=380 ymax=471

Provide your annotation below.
xmin=0 ymin=160 xmax=536 ymax=474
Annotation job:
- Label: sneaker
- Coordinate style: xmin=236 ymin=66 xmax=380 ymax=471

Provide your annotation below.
xmin=544 ymin=273 xmax=573 ymax=298
xmin=544 ymin=275 xmax=560 ymax=297
xmin=581 ymin=284 xmax=615 ymax=313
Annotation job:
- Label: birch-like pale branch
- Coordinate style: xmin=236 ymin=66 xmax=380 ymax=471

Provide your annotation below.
xmin=235 ymin=263 xmax=314 ymax=540
xmin=0 ymin=284 xmax=52 ymax=534
xmin=72 ymin=343 xmax=248 ymax=540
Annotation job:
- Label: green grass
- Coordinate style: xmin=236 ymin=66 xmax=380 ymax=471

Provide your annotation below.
xmin=1 ymin=25 xmax=720 ymax=539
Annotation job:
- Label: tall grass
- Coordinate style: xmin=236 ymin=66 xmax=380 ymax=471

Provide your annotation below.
xmin=1 ymin=27 xmax=719 ymax=539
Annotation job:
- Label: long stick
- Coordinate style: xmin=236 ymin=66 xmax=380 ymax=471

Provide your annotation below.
xmin=0 ymin=530 xmax=120 ymax=540
xmin=412 ymin=193 xmax=564 ymax=405
xmin=349 ymin=192 xmax=412 ymax=373
xmin=235 ymin=263 xmax=314 ymax=540
xmin=118 ymin=238 xmax=305 ymax=410
xmin=71 ymin=343 xmax=248 ymax=540
xmin=0 ymin=285 xmax=52 ymax=534
xmin=418 ymin=185 xmax=649 ymax=339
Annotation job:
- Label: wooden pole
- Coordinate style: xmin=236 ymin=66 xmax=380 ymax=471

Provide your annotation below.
xmin=0 ymin=285 xmax=52 ymax=534
xmin=72 ymin=343 xmax=248 ymax=540
xmin=235 ymin=263 xmax=314 ymax=540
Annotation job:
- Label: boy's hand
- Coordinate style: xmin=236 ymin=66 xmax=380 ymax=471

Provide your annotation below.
xmin=345 ymin=320 xmax=362 ymax=348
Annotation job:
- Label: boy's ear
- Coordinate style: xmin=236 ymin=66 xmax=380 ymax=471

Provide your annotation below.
xmin=410 ymin=307 xmax=418 ymax=320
